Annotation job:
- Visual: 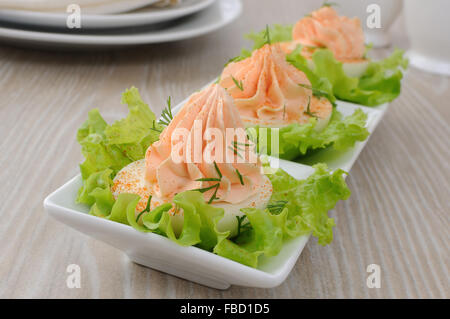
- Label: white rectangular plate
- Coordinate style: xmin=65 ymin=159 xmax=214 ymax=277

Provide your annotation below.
xmin=44 ymin=98 xmax=388 ymax=289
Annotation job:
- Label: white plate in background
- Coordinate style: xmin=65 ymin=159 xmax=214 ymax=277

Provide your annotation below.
xmin=0 ymin=0 xmax=216 ymax=29
xmin=0 ymin=0 xmax=241 ymax=49
xmin=44 ymin=97 xmax=388 ymax=289
xmin=0 ymin=0 xmax=160 ymax=14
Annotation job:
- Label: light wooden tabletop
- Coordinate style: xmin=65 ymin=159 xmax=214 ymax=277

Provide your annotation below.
xmin=0 ymin=0 xmax=448 ymax=299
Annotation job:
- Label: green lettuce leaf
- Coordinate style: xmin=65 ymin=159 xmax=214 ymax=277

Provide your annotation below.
xmin=213 ymin=238 xmax=260 ymax=268
xmin=174 ymin=191 xmax=229 ymax=250
xmin=225 ymin=24 xmax=293 ymax=66
xmin=357 ymin=49 xmax=409 ymax=105
xmin=142 ymin=202 xmax=201 ymax=246
xmin=215 ymin=164 xmax=350 ymax=265
xmin=249 ymin=108 xmax=369 ymax=160
xmin=77 ymin=109 xmax=131 ymax=181
xmin=108 ymin=193 xmax=140 ymax=225
xmin=104 ymin=87 xmax=162 ymax=161
xmin=88 ymin=184 xmax=116 ymax=218
xmin=267 ymin=164 xmax=351 ymax=245
xmin=139 ymin=191 xmax=228 ymax=248
xmin=237 ymin=207 xmax=285 ymax=256
xmin=77 ymin=87 xmax=162 ymax=203
xmin=247 ymin=24 xmax=293 ymax=49
xmin=85 ymin=163 xmax=350 ymax=268
xmin=311 ymin=48 xmax=408 ymax=106
xmin=286 ymin=45 xmax=336 ymax=106
xmin=76 ymin=168 xmax=113 ymax=206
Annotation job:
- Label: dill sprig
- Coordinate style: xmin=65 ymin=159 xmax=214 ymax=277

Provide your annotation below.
xmin=229 ymin=138 xmax=249 ymax=159
xmin=192 ymin=183 xmax=220 ymax=193
xmin=303 ymin=96 xmax=318 ymax=118
xmin=158 ymin=96 xmax=173 ymax=126
xmin=267 ymin=200 xmax=288 ymax=214
xmin=236 ymin=215 xmax=252 ymax=237
xmin=135 ymin=195 xmax=152 ymax=222
xmin=298 ymin=83 xmax=336 ymax=107
xmin=236 ymin=169 xmax=244 ymax=185
xmin=263 ymin=24 xmax=271 ymax=45
xmin=213 ymin=161 xmax=222 ymax=178
xmin=195 ymin=177 xmax=221 ymax=182
xmin=192 ymin=182 xmax=221 ymax=204
xmin=322 ymin=1 xmax=339 ymax=7
xmin=231 ymin=75 xmax=244 ymax=91
xmin=230 ymin=140 xmax=256 ymax=158
xmin=149 ymin=120 xmax=162 ymax=133
xmin=298 ymin=83 xmax=329 ymax=100
xmin=208 ymin=185 xmax=220 ymax=204
xmin=192 ymin=161 xmax=223 ymax=204
xmin=228 ymin=145 xmax=244 ymax=159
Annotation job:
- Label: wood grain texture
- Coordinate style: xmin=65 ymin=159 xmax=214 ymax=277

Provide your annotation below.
xmin=0 ymin=0 xmax=448 ymax=299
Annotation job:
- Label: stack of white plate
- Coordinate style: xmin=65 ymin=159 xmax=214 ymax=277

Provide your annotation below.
xmin=0 ymin=0 xmax=242 ymax=49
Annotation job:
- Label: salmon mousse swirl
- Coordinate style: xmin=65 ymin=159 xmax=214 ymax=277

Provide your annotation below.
xmin=290 ymin=6 xmax=365 ymax=62
xmin=219 ymin=44 xmax=332 ymax=128
xmin=145 ymin=84 xmax=271 ymax=206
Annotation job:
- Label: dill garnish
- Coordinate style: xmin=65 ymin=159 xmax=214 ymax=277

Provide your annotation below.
xmin=195 ymin=178 xmax=221 ymax=182
xmin=158 ymin=96 xmax=173 ymax=126
xmin=149 ymin=120 xmax=162 ymax=133
xmin=236 ymin=169 xmax=244 ymax=185
xmin=298 ymin=83 xmax=331 ymax=101
xmin=231 ymin=75 xmax=244 ymax=91
xmin=263 ymin=24 xmax=271 ymax=45
xmin=192 ymin=161 xmax=223 ymax=204
xmin=322 ymin=1 xmax=338 ymax=7
xmin=135 ymin=195 xmax=152 ymax=222
xmin=228 ymin=145 xmax=244 ymax=159
xmin=303 ymin=96 xmax=318 ymax=118
xmin=213 ymin=161 xmax=222 ymax=179
xmin=236 ymin=215 xmax=252 ymax=237
xmin=192 ymin=183 xmax=220 ymax=193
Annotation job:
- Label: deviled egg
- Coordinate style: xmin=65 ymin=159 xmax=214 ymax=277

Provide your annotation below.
xmin=281 ymin=6 xmax=369 ymax=78
xmin=112 ymin=84 xmax=273 ymax=236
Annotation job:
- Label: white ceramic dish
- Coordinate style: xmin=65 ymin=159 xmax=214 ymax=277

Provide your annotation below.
xmin=0 ymin=0 xmax=216 ymax=29
xmin=44 ymin=96 xmax=388 ymax=289
xmin=0 ymin=0 xmax=240 ymax=49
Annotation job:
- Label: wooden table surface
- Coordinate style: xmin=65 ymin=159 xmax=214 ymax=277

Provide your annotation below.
xmin=0 ymin=0 xmax=448 ymax=299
